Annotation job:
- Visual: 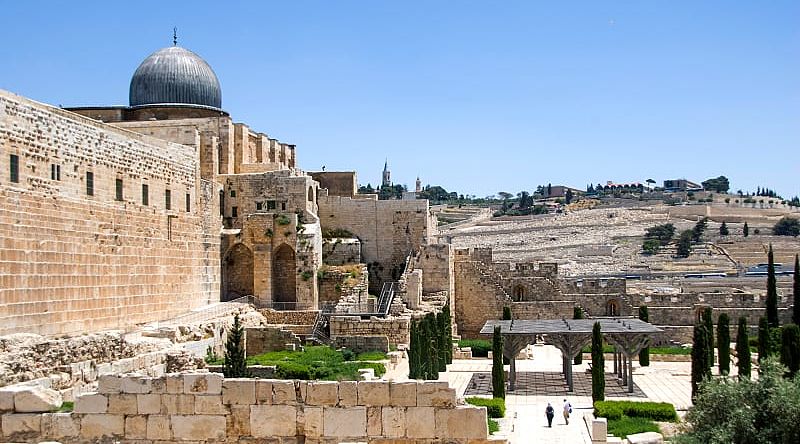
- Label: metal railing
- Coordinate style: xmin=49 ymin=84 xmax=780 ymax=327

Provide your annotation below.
xmin=375 ymin=282 xmax=396 ymax=316
xmin=254 ymin=301 xmax=315 ymax=311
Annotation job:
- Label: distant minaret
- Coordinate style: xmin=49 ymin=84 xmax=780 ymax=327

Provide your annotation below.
xmin=382 ymin=159 xmax=391 ymax=187
xmin=415 ymin=176 xmax=422 ymax=193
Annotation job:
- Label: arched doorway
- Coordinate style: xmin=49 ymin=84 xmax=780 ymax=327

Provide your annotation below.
xmin=512 ymin=285 xmax=526 ymax=302
xmin=273 ymin=244 xmax=297 ymax=308
xmin=223 ymin=244 xmax=254 ymax=301
xmin=606 ymin=299 xmax=620 ymax=317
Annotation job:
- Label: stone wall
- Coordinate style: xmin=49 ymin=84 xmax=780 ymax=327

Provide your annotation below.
xmin=318 ymin=264 xmax=369 ymax=307
xmin=322 ymin=238 xmax=362 ymax=265
xmin=258 ymin=310 xmax=319 ymax=326
xmin=0 ymin=90 xmax=219 ymax=337
xmin=309 ymin=171 xmax=357 ymax=198
xmin=330 ymin=316 xmax=411 ymax=346
xmin=245 ymin=327 xmax=302 ymax=356
xmin=0 ymin=372 xmax=499 ymax=444
xmin=332 ymin=336 xmax=390 ymax=354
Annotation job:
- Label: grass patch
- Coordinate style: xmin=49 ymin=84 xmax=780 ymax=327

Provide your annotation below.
xmin=458 ymin=339 xmax=492 ymax=357
xmin=246 ymin=346 xmax=386 ymax=381
xmin=649 ymin=346 xmax=691 ymax=355
xmin=465 ymin=397 xmax=506 ymax=418
xmin=488 ymin=419 xmax=499 ymax=434
xmin=355 ymin=351 xmax=388 ymax=361
xmin=57 ymin=401 xmax=74 ymax=412
xmin=607 ymin=416 xmax=660 ymax=438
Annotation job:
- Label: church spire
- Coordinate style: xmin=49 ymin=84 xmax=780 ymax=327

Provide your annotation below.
xmin=382 ymin=159 xmax=391 ymax=187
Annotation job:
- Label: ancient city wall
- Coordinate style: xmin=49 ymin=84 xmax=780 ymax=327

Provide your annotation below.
xmin=322 ymin=238 xmax=361 ymax=265
xmin=0 ymin=373 xmax=497 ymax=444
xmin=0 ymin=90 xmax=219 ymax=337
xmin=329 ymin=316 xmax=411 ymax=346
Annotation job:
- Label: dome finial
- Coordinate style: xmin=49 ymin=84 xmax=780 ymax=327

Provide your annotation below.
xmin=173 ymin=27 xmax=178 ymax=46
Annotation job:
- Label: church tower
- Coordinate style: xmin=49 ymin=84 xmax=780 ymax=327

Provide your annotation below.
xmin=382 ymin=159 xmax=391 ymax=187
xmin=415 ymin=176 xmax=422 ymax=193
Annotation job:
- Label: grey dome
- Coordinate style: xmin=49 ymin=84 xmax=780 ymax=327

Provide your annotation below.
xmin=129 ymin=46 xmax=222 ymax=108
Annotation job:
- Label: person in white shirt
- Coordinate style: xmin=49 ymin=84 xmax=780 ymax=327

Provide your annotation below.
xmin=563 ymin=398 xmax=572 ymax=424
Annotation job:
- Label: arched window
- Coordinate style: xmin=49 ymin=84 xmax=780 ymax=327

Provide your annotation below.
xmin=308 ymin=186 xmax=314 ymax=202
xmin=606 ymin=299 xmax=619 ymax=317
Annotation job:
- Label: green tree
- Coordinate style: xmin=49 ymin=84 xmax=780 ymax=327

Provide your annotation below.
xmin=717 ymin=313 xmax=731 ymax=375
xmin=676 ymin=230 xmax=693 ymax=258
xmin=502 ymin=306 xmax=512 ymax=321
xmin=436 ymin=310 xmax=448 ymax=372
xmin=223 ymin=314 xmax=249 ymax=378
xmin=795 ymin=255 xmax=800 ymax=325
xmin=702 ymin=307 xmax=714 ymax=366
xmin=743 ymin=221 xmax=749 ymax=237
xmin=691 ymin=323 xmax=710 ymax=400
xmin=674 ymin=358 xmax=800 ymax=444
xmin=492 ymin=326 xmax=505 ymax=399
xmin=591 ymin=322 xmax=605 ymax=402
xmin=736 ymin=316 xmax=751 ymax=379
xmin=773 ymin=216 xmax=800 ymax=236
xmin=719 ymin=221 xmax=729 ymax=236
xmin=780 ymin=324 xmax=800 ymax=377
xmin=701 ymin=176 xmax=730 ymax=193
xmin=423 ymin=313 xmax=439 ymax=380
xmin=573 ymin=307 xmax=584 ymax=364
xmin=644 ymin=223 xmax=676 ymax=246
xmin=408 ymin=319 xmax=422 ymax=379
xmin=642 ymin=238 xmax=661 ymax=255
xmin=758 ymin=316 xmax=773 ymax=363
xmin=692 ymin=217 xmax=708 ymax=243
xmin=441 ymin=303 xmax=453 ymax=365
xmin=767 ymin=244 xmax=779 ymax=328
xmin=638 ymin=306 xmax=650 ymax=366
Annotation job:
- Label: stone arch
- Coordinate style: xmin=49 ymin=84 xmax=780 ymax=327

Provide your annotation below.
xmin=273 ymin=244 xmax=297 ymax=307
xmin=606 ymin=299 xmax=620 ymax=317
xmin=512 ymin=285 xmax=526 ymax=302
xmin=308 ymin=186 xmax=314 ymax=202
xmin=222 ymin=243 xmax=254 ymax=301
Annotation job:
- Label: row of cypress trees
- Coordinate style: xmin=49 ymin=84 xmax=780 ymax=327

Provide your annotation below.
xmin=408 ymin=304 xmax=453 ymax=380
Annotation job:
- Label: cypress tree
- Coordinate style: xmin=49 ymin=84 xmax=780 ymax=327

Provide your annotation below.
xmin=441 ymin=303 xmax=453 ymax=365
xmin=638 ymin=306 xmax=650 ymax=366
xmin=736 ymin=316 xmax=751 ymax=379
xmin=743 ymin=221 xmax=749 ymax=237
xmin=767 ymin=244 xmax=779 ymax=328
xmin=502 ymin=306 xmax=512 ymax=320
xmin=436 ymin=310 xmax=448 ymax=372
xmin=492 ymin=326 xmax=505 ymax=399
xmin=223 ymin=314 xmax=249 ymax=378
xmin=424 ymin=314 xmax=439 ymax=380
xmin=794 ymin=255 xmax=799 ymax=325
xmin=719 ymin=221 xmax=729 ymax=236
xmin=717 ymin=313 xmax=731 ymax=375
xmin=591 ymin=322 xmax=605 ymax=402
xmin=573 ymin=306 xmax=584 ymax=365
xmin=691 ymin=323 xmax=710 ymax=400
xmin=780 ymin=324 xmax=800 ymax=377
xmin=758 ymin=316 xmax=772 ymax=363
xmin=702 ymin=307 xmax=714 ymax=367
xmin=408 ymin=319 xmax=420 ymax=379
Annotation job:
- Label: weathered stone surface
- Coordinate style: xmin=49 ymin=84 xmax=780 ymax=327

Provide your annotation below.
xmin=306 ymin=381 xmax=338 ymax=406
xmin=324 ymin=406 xmax=367 ymax=438
xmin=270 ymin=380 xmax=296 ymax=404
xmin=120 ymin=376 xmax=152 ymax=394
xmin=381 ymin=406 xmax=405 ymax=438
xmin=435 ymin=406 xmax=487 ymax=439
xmin=171 ymin=414 xmax=226 ymax=440
xmin=166 ymin=374 xmax=184 ymax=394
xmin=223 ymin=378 xmax=256 ymax=405
xmin=14 ymin=387 xmax=62 ymax=413
xmin=125 ymin=415 xmax=147 ymax=439
xmin=389 ymin=382 xmax=417 ymax=406
xmin=405 ymin=406 xmax=435 ymax=438
xmin=107 ymin=394 xmax=138 ymax=414
xmin=196 ymin=395 xmax=228 ymax=414
xmin=0 ymin=387 xmax=23 ymax=411
xmin=627 ymin=432 xmax=664 ymax=444
xmin=255 ymin=380 xmax=272 ymax=404
xmin=250 ymin=404 xmax=297 ymax=437
xmin=592 ymin=417 xmax=607 ymax=441
xmin=97 ymin=375 xmax=121 ymax=394
xmin=366 ymin=406 xmax=382 ymax=436
xmin=184 ymin=373 xmax=223 ymax=395
xmin=302 ymin=406 xmax=323 ymax=437
xmin=337 ymin=381 xmax=358 ymax=407
xmin=80 ymin=413 xmax=124 ymax=438
xmin=2 ymin=413 xmax=42 ymax=436
xmin=161 ymin=394 xmax=195 ymax=415
xmin=40 ymin=412 xmax=79 ymax=439
xmin=227 ymin=405 xmax=250 ymax=436
xmin=73 ymin=393 xmax=108 ymax=414
xmin=417 ymin=381 xmax=455 ymax=407
xmin=357 ymin=381 xmax=390 ymax=406
xmin=137 ymin=394 xmax=161 ymax=414
xmin=146 ymin=415 xmax=172 ymax=440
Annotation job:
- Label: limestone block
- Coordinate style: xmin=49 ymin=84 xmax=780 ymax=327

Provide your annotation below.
xmin=196 ymin=395 xmax=228 ymax=414
xmin=338 ymin=381 xmax=358 ymax=407
xmin=302 ymin=406 xmax=323 ymax=438
xmin=40 ymin=412 xmax=79 ymax=439
xmin=592 ymin=416 xmax=607 ymax=441
xmin=120 ymin=376 xmax=152 ymax=394
xmin=417 ymin=381 xmax=455 ymax=407
xmin=435 ymin=406 xmax=487 ymax=439
xmin=150 ymin=376 xmax=167 ymax=394
xmin=107 ymin=394 xmax=138 ymax=414
xmin=381 ymin=406 xmax=406 ymax=438
xmin=73 ymin=393 xmax=107 ymax=413
xmin=405 ymin=406 xmax=435 ymax=438
xmin=166 ymin=374 xmax=184 ymax=394
xmin=80 ymin=414 xmax=124 ymax=439
xmin=125 ymin=415 xmax=147 ymax=439
xmin=146 ymin=415 xmax=172 ymax=440
xmin=255 ymin=380 xmax=272 ymax=404
xmin=184 ymin=373 xmax=223 ymax=395
xmin=270 ymin=380 xmax=297 ymax=404
xmin=0 ymin=387 xmax=23 ymax=412
xmin=627 ymin=432 xmax=664 ymax=444
xmin=324 ymin=406 xmax=367 ymax=438
xmin=97 ymin=375 xmax=121 ymax=394
xmin=227 ymin=405 xmax=250 ymax=437
xmin=161 ymin=394 xmax=195 ymax=415
xmin=357 ymin=381 xmax=390 ymax=406
xmin=137 ymin=394 xmax=161 ymax=414
xmin=223 ymin=378 xmax=256 ymax=405
xmin=306 ymin=381 xmax=338 ymax=406
xmin=389 ymin=382 xmax=417 ymax=406
xmin=171 ymin=414 xmax=226 ymax=440
xmin=14 ymin=387 xmax=62 ymax=412
xmin=2 ymin=413 xmax=42 ymax=436
xmin=250 ymin=404 xmax=297 ymax=437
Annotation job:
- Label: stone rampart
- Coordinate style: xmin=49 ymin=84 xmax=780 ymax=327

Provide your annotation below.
xmin=330 ymin=316 xmax=411 ymax=346
xmin=0 ymin=372 xmax=500 ymax=444
xmin=333 ymin=336 xmax=390 ymax=354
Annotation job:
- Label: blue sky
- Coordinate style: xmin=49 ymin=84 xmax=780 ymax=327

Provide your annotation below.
xmin=1 ymin=1 xmax=798 ymax=198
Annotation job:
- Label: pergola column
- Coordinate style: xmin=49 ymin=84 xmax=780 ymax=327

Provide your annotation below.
xmin=607 ymin=332 xmax=652 ymax=393
xmin=502 ymin=335 xmax=534 ymax=392
xmin=549 ymin=333 xmax=591 ymax=392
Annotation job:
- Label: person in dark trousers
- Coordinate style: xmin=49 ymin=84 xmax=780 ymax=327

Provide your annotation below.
xmin=545 ymin=402 xmax=555 ymax=427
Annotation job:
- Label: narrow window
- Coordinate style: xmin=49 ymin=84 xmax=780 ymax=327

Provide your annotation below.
xmin=219 ymin=190 xmax=224 ymax=216
xmin=281 ymin=202 xmax=286 ymax=211
xmin=165 ymin=189 xmax=172 ymax=210
xmin=115 ymin=179 xmax=124 ymax=201
xmin=267 ymin=200 xmax=276 ymax=210
xmin=230 ymin=189 xmax=236 ymax=198
xmin=185 ymin=193 xmax=191 ymax=212
xmin=231 ymin=206 xmax=238 ymax=218
xmin=141 ymin=184 xmax=149 ymax=206
xmin=86 ymin=172 xmax=94 ymax=196
xmin=10 ymin=154 xmax=19 ymax=183
xmin=51 ymin=164 xmax=58 ymax=180
xmin=256 ymin=202 xmax=263 ymax=211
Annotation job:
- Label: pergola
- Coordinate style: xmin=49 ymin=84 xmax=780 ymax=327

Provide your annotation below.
xmin=480 ymin=318 xmax=662 ymax=393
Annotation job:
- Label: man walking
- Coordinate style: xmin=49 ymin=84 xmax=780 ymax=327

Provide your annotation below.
xmin=545 ymin=402 xmax=555 ymax=427
xmin=563 ymin=398 xmax=572 ymax=425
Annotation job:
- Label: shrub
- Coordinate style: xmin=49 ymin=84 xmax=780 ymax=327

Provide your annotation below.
xmin=275 ymin=362 xmax=311 ymax=379
xmin=774 ymin=217 xmax=800 ymax=236
xmin=594 ymin=401 xmax=678 ymax=422
xmin=488 ymin=419 xmax=499 ymax=434
xmin=607 ymin=416 xmax=660 ymax=438
xmin=465 ymin=397 xmax=506 ymax=418
xmin=341 ymin=348 xmax=356 ymax=361
xmin=275 ymin=214 xmax=291 ymax=226
xmin=594 ymin=402 xmax=623 ymax=420
xmin=458 ymin=339 xmax=492 ymax=357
